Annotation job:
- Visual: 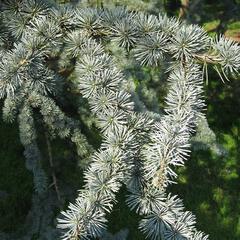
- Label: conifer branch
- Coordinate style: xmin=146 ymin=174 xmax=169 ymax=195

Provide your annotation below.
xmin=0 ymin=1 xmax=239 ymax=239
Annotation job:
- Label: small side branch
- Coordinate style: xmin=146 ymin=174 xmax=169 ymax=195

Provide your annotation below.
xmin=194 ymin=53 xmax=222 ymax=64
xmin=45 ymin=132 xmax=61 ymax=201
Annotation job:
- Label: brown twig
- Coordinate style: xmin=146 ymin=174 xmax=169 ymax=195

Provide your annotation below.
xmin=45 ymin=132 xmax=61 ymax=201
xmin=194 ymin=53 xmax=222 ymax=64
xmin=179 ymin=0 xmax=189 ymax=19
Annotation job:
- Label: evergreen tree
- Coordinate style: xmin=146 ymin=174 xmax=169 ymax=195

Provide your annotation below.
xmin=0 ymin=0 xmax=239 ymax=239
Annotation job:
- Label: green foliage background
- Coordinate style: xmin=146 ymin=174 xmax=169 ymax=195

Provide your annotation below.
xmin=0 ymin=0 xmax=239 ymax=239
